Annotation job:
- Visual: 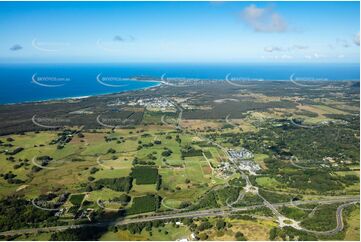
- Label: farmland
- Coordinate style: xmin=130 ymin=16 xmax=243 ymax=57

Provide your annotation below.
xmin=0 ymin=79 xmax=359 ymax=241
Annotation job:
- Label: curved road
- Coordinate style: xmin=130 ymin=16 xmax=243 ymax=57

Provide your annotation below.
xmin=4 ymin=101 xmax=355 ymax=238
xmin=0 ymin=196 xmax=358 ymax=237
xmin=302 ymin=201 xmax=358 ymax=236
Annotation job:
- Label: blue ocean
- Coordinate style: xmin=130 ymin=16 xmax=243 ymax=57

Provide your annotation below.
xmin=0 ymin=63 xmax=359 ymax=104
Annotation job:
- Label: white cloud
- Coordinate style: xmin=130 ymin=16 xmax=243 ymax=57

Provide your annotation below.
xmin=261 ymin=54 xmax=293 ymax=60
xmin=241 ymin=4 xmax=288 ymax=33
xmin=354 ymin=32 xmax=360 ymax=46
xmin=281 ymin=54 xmax=293 ymax=59
xmin=291 ymin=45 xmax=308 ymax=50
xmin=328 ymin=44 xmax=335 ymax=49
xmin=336 ymin=38 xmax=350 ymax=48
xmin=304 ymin=53 xmax=326 ymax=59
xmin=264 ymin=46 xmax=283 ymax=52
xmin=264 ymin=44 xmax=308 ymax=53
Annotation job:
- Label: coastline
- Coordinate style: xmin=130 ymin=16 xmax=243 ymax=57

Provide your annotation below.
xmin=1 ymin=78 xmax=359 ymax=106
xmin=1 ymin=81 xmax=162 ymax=106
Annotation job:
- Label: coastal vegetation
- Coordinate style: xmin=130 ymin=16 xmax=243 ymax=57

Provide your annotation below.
xmin=0 ymin=80 xmax=359 ymax=241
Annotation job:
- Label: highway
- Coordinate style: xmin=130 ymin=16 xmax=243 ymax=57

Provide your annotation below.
xmin=0 ymin=196 xmax=358 ymax=237
xmin=302 ymin=201 xmax=358 ymax=236
xmin=2 ymin=103 xmax=357 ymax=238
xmin=157 ymin=103 xmax=360 ymax=237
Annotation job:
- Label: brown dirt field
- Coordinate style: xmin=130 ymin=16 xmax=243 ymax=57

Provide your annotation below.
xmin=180 ymin=119 xmax=221 ymax=130
xmin=69 ymin=135 xmax=86 ymax=145
xmin=229 ymin=119 xmax=257 ymax=132
xmin=202 ymin=165 xmax=212 ymax=175
xmin=82 ymin=132 xmax=105 ymax=143
xmin=297 ymin=104 xmax=347 ymax=117
xmin=234 ymin=93 xmax=281 ymax=102
xmin=229 ymin=220 xmax=274 ymax=241
xmin=208 ymin=219 xmax=276 ymax=241
xmin=122 ymin=107 xmax=144 ymax=112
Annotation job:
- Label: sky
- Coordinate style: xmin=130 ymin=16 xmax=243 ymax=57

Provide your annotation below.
xmin=0 ymin=1 xmax=359 ymax=63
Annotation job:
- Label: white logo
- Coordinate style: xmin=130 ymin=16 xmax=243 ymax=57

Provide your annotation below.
xmin=225 ymin=73 xmax=262 ymax=87
xmin=289 ymin=73 xmax=325 ymax=87
xmin=31 ymin=73 xmax=70 ymax=88
xmin=32 ymin=115 xmax=70 ymax=129
xmin=96 ymin=73 xmax=128 ymax=87
xmin=32 ymin=38 xmax=70 ymax=52
xmin=96 ymin=115 xmax=134 ymax=129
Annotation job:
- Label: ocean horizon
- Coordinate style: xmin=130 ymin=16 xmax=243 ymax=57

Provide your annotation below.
xmin=0 ymin=63 xmax=359 ymax=104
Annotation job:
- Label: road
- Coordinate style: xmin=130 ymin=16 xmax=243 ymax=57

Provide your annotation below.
xmin=302 ymin=201 xmax=358 ymax=236
xmin=0 ymin=196 xmax=358 ymax=236
xmin=160 ymin=102 xmax=360 ymax=235
xmin=3 ymin=102 xmax=356 ymax=238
